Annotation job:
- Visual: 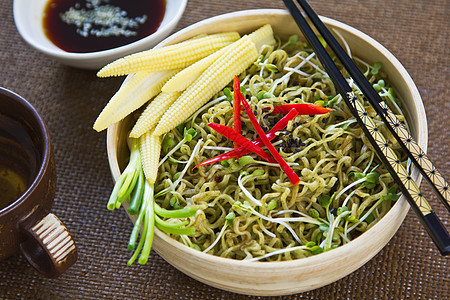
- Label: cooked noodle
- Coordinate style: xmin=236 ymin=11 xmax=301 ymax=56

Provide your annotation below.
xmin=153 ymin=35 xmax=408 ymax=261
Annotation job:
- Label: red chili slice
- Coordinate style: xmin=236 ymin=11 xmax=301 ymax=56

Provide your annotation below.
xmin=232 ymin=76 xmax=242 ymax=148
xmin=238 ymin=87 xmax=300 ymax=185
xmin=196 ymin=108 xmax=298 ymax=168
xmin=207 ymin=123 xmax=275 ymax=163
xmin=268 ymin=103 xmax=333 ymax=115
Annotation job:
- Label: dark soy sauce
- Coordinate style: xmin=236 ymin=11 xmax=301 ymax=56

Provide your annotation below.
xmin=0 ymin=114 xmax=39 ymax=210
xmin=43 ymin=0 xmax=166 ymax=53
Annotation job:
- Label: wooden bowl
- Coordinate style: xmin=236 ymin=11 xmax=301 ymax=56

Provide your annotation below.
xmin=106 ymin=9 xmax=427 ymax=296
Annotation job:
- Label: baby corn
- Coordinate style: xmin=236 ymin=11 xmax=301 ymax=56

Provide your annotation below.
xmin=161 ymin=44 xmax=232 ymax=93
xmin=139 ymin=129 xmax=161 ymax=184
xmin=129 ymin=91 xmax=181 ymax=138
xmin=162 ymin=25 xmax=275 ymax=93
xmin=93 ymin=69 xmax=178 ymax=132
xmin=97 ymin=32 xmax=240 ymax=77
xmin=247 ymin=24 xmax=275 ymax=52
xmin=153 ymin=36 xmax=259 ymax=136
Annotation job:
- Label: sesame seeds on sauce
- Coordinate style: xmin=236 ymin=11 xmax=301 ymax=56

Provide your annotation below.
xmin=43 ymin=0 xmax=166 ymax=53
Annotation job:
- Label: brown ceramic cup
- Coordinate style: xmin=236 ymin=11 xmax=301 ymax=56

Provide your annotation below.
xmin=0 ymin=87 xmax=77 ymax=277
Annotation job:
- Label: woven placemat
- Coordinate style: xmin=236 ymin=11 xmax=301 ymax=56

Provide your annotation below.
xmin=0 ymin=0 xmax=448 ymax=298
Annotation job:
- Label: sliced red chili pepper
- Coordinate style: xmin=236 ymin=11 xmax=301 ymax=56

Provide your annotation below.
xmin=267 ymin=103 xmax=333 ymax=115
xmin=238 ymin=89 xmax=300 ymax=185
xmin=207 ymin=123 xmax=275 ymax=163
xmin=196 ymin=108 xmax=298 ymax=168
xmin=232 ymin=75 xmax=242 ymax=148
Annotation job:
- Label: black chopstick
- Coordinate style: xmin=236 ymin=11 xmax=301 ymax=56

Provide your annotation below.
xmin=295 ymin=0 xmax=449 ymax=213
xmin=283 ymin=0 xmax=450 ymax=255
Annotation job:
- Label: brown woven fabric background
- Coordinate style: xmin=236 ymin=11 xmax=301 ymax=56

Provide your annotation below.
xmin=0 ymin=0 xmax=448 ymax=299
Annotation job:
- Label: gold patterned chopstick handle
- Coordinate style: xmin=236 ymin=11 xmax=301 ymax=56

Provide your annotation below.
xmin=348 ymin=92 xmax=433 ymax=215
xmin=378 ymin=101 xmax=450 ymax=209
xmin=290 ymin=0 xmax=449 ymax=211
xmin=284 ymin=0 xmax=449 ymax=253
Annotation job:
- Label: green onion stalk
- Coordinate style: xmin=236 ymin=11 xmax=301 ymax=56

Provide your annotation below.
xmin=106 ymin=137 xmax=197 ymax=265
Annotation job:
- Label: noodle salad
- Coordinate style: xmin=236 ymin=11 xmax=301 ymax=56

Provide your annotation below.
xmin=98 ymin=25 xmax=410 ymax=264
xmin=151 ymin=35 xmax=408 ymax=261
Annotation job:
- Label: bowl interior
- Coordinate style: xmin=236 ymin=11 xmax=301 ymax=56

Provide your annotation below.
xmin=106 ymin=9 xmax=427 ymax=296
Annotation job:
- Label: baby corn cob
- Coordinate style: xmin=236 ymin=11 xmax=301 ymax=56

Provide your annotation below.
xmin=97 ymin=32 xmax=241 ymax=77
xmin=162 ymin=25 xmax=275 ymax=93
xmin=247 ymin=24 xmax=275 ymax=52
xmin=93 ymin=69 xmax=178 ymax=132
xmin=139 ymin=129 xmax=161 ymax=184
xmin=161 ymin=44 xmax=232 ymax=93
xmin=129 ymin=91 xmax=182 ymax=138
xmin=153 ymin=35 xmax=259 ymax=136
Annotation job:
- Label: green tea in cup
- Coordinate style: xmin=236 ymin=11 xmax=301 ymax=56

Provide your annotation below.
xmin=0 ymin=114 xmax=39 ymax=210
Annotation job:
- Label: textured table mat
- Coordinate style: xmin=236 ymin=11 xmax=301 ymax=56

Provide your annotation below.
xmin=0 ymin=0 xmax=448 ymax=299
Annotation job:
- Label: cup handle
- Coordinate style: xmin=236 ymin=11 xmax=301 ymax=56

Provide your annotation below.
xmin=18 ymin=210 xmax=77 ymax=278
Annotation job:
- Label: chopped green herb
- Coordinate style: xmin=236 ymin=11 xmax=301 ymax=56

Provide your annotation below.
xmin=337 ymin=206 xmax=349 ymax=215
xmin=305 ymin=241 xmax=316 ymax=247
xmin=251 ymin=169 xmax=265 ymax=177
xmin=176 ymin=122 xmax=185 ymax=134
xmin=365 ymin=171 xmax=379 ymax=183
xmin=319 ymin=195 xmax=332 ymax=208
xmin=226 ymin=212 xmax=236 ymax=226
xmin=265 ymin=64 xmax=279 ymax=73
xmin=266 ymin=199 xmax=277 ymax=211
xmin=373 ymin=79 xmax=385 ymax=92
xmin=327 ymin=95 xmax=339 ymax=108
xmin=371 ymin=62 xmax=382 ymax=75
xmin=381 ymin=185 xmax=400 ymax=201
xmin=223 ymin=87 xmax=233 ymax=102
xmin=190 ymin=244 xmax=201 ymax=251
xmin=288 ymin=34 xmax=298 ymax=45
xmin=256 ymin=90 xmax=267 ymax=101
xmin=184 ymin=128 xmax=196 ymax=142
xmin=349 ymin=172 xmax=365 ymax=180
xmin=240 ymin=86 xmax=247 ymax=97
xmin=169 ymin=196 xmax=181 ymax=209
xmin=310 ymin=245 xmax=324 ymax=255
xmin=319 ymin=224 xmax=329 ymax=231
xmin=238 ymin=155 xmax=255 ymax=166
xmin=346 ymin=215 xmax=359 ymax=223
xmin=173 ymin=171 xmax=182 ymax=181
xmin=314 ymin=100 xmax=325 ymax=107
xmin=308 ymin=208 xmax=320 ymax=219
